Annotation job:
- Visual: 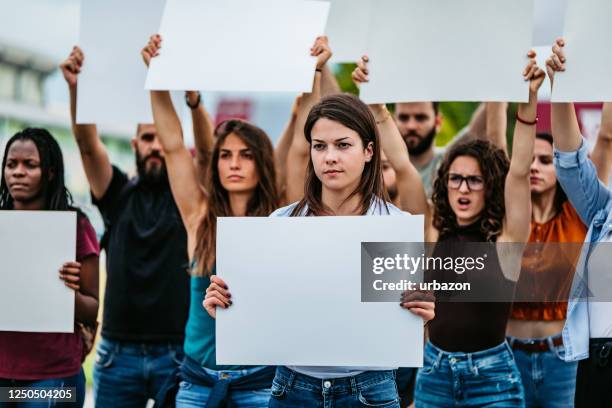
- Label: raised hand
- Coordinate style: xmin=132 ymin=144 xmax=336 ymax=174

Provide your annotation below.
xmin=351 ymin=55 xmax=370 ymax=88
xmin=203 ymin=275 xmax=232 ymax=319
xmin=142 ymin=34 xmax=162 ymax=67
xmin=545 ymin=38 xmax=566 ymax=87
xmin=59 ymin=261 xmax=82 ymax=291
xmin=311 ymin=36 xmax=332 ymax=70
xmin=59 ymin=46 xmax=84 ymax=88
xmin=523 ymin=50 xmax=546 ymax=94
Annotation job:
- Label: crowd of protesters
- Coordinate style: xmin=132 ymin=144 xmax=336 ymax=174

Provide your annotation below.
xmin=0 ymin=29 xmax=611 ymax=408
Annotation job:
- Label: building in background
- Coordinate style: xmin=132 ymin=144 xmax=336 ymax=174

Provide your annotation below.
xmin=0 ymin=41 xmax=134 ymax=233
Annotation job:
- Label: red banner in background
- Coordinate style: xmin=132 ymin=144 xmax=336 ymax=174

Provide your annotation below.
xmin=537 ymin=102 xmax=604 ymax=142
xmin=214 ymin=99 xmax=253 ymax=126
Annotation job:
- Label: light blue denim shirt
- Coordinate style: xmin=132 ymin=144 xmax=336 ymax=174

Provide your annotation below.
xmin=554 ymin=139 xmax=612 ymax=362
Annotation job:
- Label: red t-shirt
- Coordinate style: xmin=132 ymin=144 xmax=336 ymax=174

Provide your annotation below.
xmin=0 ymin=212 xmax=100 ymax=380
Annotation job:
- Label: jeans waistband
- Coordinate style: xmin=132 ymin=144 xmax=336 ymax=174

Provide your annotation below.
xmin=427 ymin=340 xmax=512 ymax=359
xmin=275 ymin=366 xmax=395 ymax=395
xmin=100 ymin=337 xmax=182 ymax=355
xmin=590 ymin=338 xmax=612 ymax=348
xmin=507 ymin=333 xmax=563 ymax=347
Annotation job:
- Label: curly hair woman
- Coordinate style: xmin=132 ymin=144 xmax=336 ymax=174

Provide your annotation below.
xmin=413 ymin=53 xmax=546 ymax=408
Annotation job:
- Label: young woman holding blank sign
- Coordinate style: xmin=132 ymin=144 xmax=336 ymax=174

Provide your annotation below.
xmin=143 ymin=34 xmax=331 ymax=407
xmin=205 ymin=90 xmax=435 ymax=406
xmin=0 ymin=128 xmax=100 ymax=407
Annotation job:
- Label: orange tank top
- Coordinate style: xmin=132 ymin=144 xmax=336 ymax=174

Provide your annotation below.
xmin=511 ymin=201 xmax=587 ymax=321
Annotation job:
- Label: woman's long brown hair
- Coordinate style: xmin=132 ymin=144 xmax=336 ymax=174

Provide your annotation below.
xmin=193 ymin=119 xmax=279 ymax=276
xmin=291 ymin=93 xmax=387 ymax=216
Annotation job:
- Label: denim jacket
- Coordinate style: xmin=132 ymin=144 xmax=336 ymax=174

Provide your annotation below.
xmin=554 ymin=139 xmax=612 ymax=362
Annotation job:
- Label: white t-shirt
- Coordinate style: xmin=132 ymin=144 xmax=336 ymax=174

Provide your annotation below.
xmin=269 ymin=198 xmax=408 ymax=379
xmin=588 ymin=231 xmax=612 ymax=338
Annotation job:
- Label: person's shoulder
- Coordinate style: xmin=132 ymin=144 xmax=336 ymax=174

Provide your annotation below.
xmin=270 ymin=202 xmax=300 ymax=217
xmin=370 ymin=198 xmax=408 ymax=216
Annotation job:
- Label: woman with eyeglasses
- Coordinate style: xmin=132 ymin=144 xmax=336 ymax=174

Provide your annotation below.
xmin=406 ymin=52 xmax=546 ymax=407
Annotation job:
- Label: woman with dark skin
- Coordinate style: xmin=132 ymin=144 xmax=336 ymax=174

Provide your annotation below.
xmin=0 ymin=128 xmax=99 ymax=408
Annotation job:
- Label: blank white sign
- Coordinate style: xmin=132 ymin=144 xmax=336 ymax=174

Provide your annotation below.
xmin=325 ymin=0 xmax=371 ymax=63
xmin=216 ymin=215 xmax=424 ymax=367
xmin=533 ymin=0 xmax=568 ymax=47
xmin=77 ymin=0 xmax=186 ymax=125
xmin=551 ymin=0 xmax=612 ymax=102
xmin=0 ymin=211 xmax=76 ymax=332
xmin=145 ymin=0 xmax=330 ymax=93
xmin=359 ymin=0 xmax=535 ymax=103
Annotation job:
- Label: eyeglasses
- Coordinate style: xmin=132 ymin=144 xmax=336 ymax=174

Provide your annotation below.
xmin=447 ymin=173 xmax=484 ymax=192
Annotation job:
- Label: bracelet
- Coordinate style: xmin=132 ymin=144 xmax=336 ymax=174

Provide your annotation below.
xmin=375 ymin=109 xmax=392 ymax=125
xmin=315 ymin=68 xmax=322 ymax=73
xmin=185 ymin=92 xmax=201 ymax=109
xmin=515 ymin=112 xmax=538 ymax=126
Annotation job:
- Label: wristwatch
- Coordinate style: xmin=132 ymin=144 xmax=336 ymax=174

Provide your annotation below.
xmin=185 ymin=92 xmax=201 ymax=109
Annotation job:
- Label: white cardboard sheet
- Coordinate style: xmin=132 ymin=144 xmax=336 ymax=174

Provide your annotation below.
xmin=533 ymin=0 xmax=568 ymax=47
xmin=0 ymin=211 xmax=76 ymax=332
xmin=145 ymin=0 xmax=330 ymax=93
xmin=325 ymin=0 xmax=371 ymax=63
xmin=77 ymin=0 xmax=183 ymax=125
xmin=216 ymin=215 xmax=424 ymax=367
xmin=359 ymin=0 xmax=534 ymax=103
xmin=551 ymin=0 xmax=612 ymax=102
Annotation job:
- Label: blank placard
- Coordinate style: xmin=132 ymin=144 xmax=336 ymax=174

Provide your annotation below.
xmin=77 ymin=0 xmax=180 ymax=125
xmin=145 ymin=0 xmax=330 ymax=93
xmin=216 ymin=215 xmax=424 ymax=367
xmin=0 ymin=211 xmax=76 ymax=332
xmin=359 ymin=0 xmax=535 ymax=103
xmin=551 ymin=0 xmax=612 ymax=102
xmin=325 ymin=0 xmax=371 ymax=63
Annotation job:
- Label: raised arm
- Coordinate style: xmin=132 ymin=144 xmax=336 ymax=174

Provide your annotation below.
xmin=186 ymin=91 xmax=215 ymax=187
xmin=352 ymin=56 xmax=428 ymax=215
xmin=285 ymin=36 xmax=332 ymax=203
xmin=546 ymin=39 xmax=582 ymax=152
xmin=60 ymin=47 xmax=113 ymax=199
xmin=320 ymin=65 xmax=341 ymax=97
xmin=547 ymin=38 xmax=612 ymax=223
xmin=275 ymin=96 xmax=300 ymax=203
xmin=446 ymin=102 xmax=508 ymax=152
xmin=503 ymin=52 xmax=544 ymax=243
xmin=485 ymin=102 xmax=509 ymax=154
xmin=143 ymin=35 xmax=205 ymax=238
xmin=592 ymin=102 xmax=612 ymax=184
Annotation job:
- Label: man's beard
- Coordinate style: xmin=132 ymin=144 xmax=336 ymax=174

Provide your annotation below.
xmin=402 ymin=127 xmax=437 ymax=156
xmin=136 ymin=151 xmax=169 ymax=187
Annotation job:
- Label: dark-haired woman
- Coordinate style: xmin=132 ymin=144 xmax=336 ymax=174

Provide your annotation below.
xmin=142 ymin=34 xmax=313 ymax=406
xmin=205 ymin=87 xmax=435 ymax=406
xmin=408 ymin=54 xmax=546 ymax=407
xmin=506 ymin=128 xmax=612 ymax=408
xmin=0 ymin=128 xmax=100 ymax=407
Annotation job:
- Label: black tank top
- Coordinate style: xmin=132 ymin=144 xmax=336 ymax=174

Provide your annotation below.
xmin=427 ymin=223 xmax=516 ymax=352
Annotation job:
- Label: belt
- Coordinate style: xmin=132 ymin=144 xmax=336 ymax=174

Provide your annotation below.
xmin=510 ymin=336 xmax=563 ymax=353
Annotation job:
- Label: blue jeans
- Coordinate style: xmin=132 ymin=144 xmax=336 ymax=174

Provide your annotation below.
xmin=415 ymin=341 xmax=525 ymax=408
xmin=176 ymin=366 xmax=271 ymax=407
xmin=0 ymin=369 xmax=85 ymax=407
xmin=268 ymin=366 xmax=400 ymax=408
xmin=508 ymin=336 xmax=577 ymax=408
xmin=93 ymin=337 xmax=183 ymax=407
